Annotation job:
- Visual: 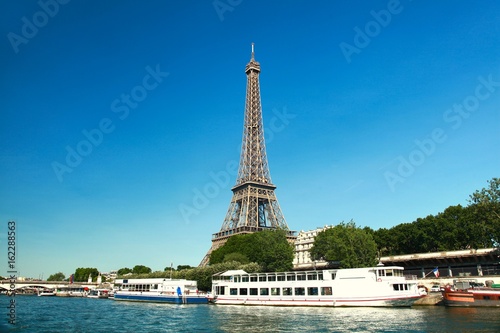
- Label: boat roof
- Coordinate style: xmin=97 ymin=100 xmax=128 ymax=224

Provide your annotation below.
xmin=215 ymin=270 xmax=248 ymax=276
xmin=214 ymin=266 xmax=406 ymax=277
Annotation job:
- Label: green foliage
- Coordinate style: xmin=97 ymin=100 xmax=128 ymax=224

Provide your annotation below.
xmin=468 ymin=177 xmax=500 ymax=246
xmin=310 ymin=220 xmax=378 ymax=268
xmin=132 ymin=265 xmax=152 ymax=274
xmin=74 ymin=267 xmax=99 ymax=282
xmin=223 ymin=252 xmax=250 ymax=264
xmin=117 ymin=267 xmax=132 ymax=276
xmin=374 ymin=178 xmax=500 ymax=255
xmin=209 ymin=229 xmax=294 ymax=272
xmin=47 ymin=272 xmax=65 ymax=281
xmin=177 ymin=265 xmax=193 ymax=271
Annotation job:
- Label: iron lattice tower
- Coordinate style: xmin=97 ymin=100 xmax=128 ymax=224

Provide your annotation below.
xmin=200 ymin=44 xmax=296 ymax=266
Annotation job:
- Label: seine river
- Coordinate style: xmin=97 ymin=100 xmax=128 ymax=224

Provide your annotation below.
xmin=1 ymin=296 xmax=499 ymax=332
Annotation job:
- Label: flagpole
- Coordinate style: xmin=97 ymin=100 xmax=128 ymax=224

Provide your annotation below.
xmin=425 ymin=267 xmax=439 ymax=277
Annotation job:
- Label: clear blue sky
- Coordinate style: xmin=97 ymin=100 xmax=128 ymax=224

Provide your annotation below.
xmin=1 ymin=1 xmax=499 ymax=278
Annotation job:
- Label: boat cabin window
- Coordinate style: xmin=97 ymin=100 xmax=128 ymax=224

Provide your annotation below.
xmin=287 ymin=275 xmax=296 ymax=281
xmin=250 ymin=276 xmax=258 ymax=282
xmin=259 ymin=276 xmax=266 ymax=282
xmin=250 ymin=288 xmax=258 ymax=295
xmin=393 ymin=284 xmax=409 ymax=291
xmin=268 ymin=275 xmax=276 ymax=282
xmin=307 ymin=273 xmax=317 ymax=280
xmin=297 ymin=274 xmax=306 ymax=281
xmin=378 ymin=269 xmax=386 ymax=277
xmin=260 ymin=288 xmax=269 ymax=296
xmin=230 ymin=288 xmax=238 ymax=295
xmin=239 ymin=288 xmax=248 ymax=295
xmin=321 ymin=287 xmax=332 ymax=296
xmin=277 ymin=275 xmax=285 ymax=282
xmin=308 ymin=287 xmax=319 ymax=296
xmin=215 ymin=286 xmax=225 ymax=295
xmin=271 ymin=288 xmax=280 ymax=296
xmin=242 ymin=276 xmax=249 ymax=282
xmin=294 ymin=287 xmax=305 ymax=296
xmin=283 ymin=287 xmax=292 ymax=296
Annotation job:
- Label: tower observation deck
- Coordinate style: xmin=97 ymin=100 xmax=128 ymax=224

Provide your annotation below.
xmin=199 ymin=44 xmax=296 ymax=266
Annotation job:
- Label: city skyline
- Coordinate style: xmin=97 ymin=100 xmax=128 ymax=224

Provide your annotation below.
xmin=1 ymin=1 xmax=499 ymax=277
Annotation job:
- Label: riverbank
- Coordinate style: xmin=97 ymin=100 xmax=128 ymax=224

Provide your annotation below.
xmin=414 ymin=292 xmax=443 ymax=306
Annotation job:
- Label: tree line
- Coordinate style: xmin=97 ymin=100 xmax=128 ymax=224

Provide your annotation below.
xmin=369 ymin=178 xmax=500 ymax=256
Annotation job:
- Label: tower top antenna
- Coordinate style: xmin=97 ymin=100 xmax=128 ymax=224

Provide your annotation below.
xmin=251 ymin=42 xmax=255 ymax=59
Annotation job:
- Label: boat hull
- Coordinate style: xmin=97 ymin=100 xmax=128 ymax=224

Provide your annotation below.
xmin=443 ymin=289 xmax=500 ymax=307
xmin=114 ymin=292 xmax=208 ymax=304
xmin=212 ymin=295 xmax=422 ymax=307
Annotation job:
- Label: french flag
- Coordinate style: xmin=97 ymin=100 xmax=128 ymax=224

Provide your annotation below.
xmin=432 ymin=267 xmax=440 ymax=277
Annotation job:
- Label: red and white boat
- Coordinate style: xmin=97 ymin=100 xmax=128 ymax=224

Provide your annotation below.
xmin=442 ymin=280 xmax=500 ymax=307
xmin=210 ymin=265 xmax=423 ymax=307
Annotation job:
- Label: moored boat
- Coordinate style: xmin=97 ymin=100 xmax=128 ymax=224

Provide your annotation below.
xmin=37 ymin=289 xmax=56 ymax=297
xmin=56 ymin=285 xmax=87 ymax=297
xmin=210 ymin=265 xmax=423 ymax=307
xmin=87 ymin=288 xmax=110 ymax=299
xmin=442 ymin=279 xmax=500 ymax=307
xmin=113 ymin=278 xmax=208 ymax=304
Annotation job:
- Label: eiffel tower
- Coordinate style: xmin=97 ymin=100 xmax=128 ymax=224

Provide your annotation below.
xmin=200 ymin=44 xmax=296 ymax=266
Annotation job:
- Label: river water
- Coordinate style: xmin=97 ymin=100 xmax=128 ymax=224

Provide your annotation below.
xmin=1 ymin=296 xmax=499 ymax=332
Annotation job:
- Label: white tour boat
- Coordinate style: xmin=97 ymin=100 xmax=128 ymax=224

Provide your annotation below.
xmin=210 ymin=266 xmax=423 ymax=307
xmin=113 ymin=278 xmax=208 ymax=304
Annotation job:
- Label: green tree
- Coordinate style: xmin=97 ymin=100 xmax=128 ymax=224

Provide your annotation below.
xmin=177 ymin=265 xmax=193 ymax=271
xmin=310 ymin=220 xmax=378 ymax=268
xmin=47 ymin=272 xmax=65 ymax=281
xmin=74 ymin=268 xmax=99 ymax=282
xmin=223 ymin=252 xmax=249 ymax=264
xmin=209 ymin=229 xmax=294 ymax=272
xmin=468 ymin=177 xmax=500 ymax=247
xmin=132 ymin=265 xmax=152 ymax=274
xmin=117 ymin=267 xmax=132 ymax=276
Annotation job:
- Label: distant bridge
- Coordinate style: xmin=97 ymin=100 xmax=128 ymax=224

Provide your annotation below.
xmin=0 ymin=280 xmax=100 ymax=291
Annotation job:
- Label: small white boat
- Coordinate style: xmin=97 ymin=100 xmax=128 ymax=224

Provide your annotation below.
xmin=87 ymin=289 xmax=110 ymax=299
xmin=210 ymin=265 xmax=423 ymax=307
xmin=56 ymin=285 xmax=87 ymax=297
xmin=37 ymin=289 xmax=56 ymax=297
xmin=114 ymin=278 xmax=208 ymax=304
